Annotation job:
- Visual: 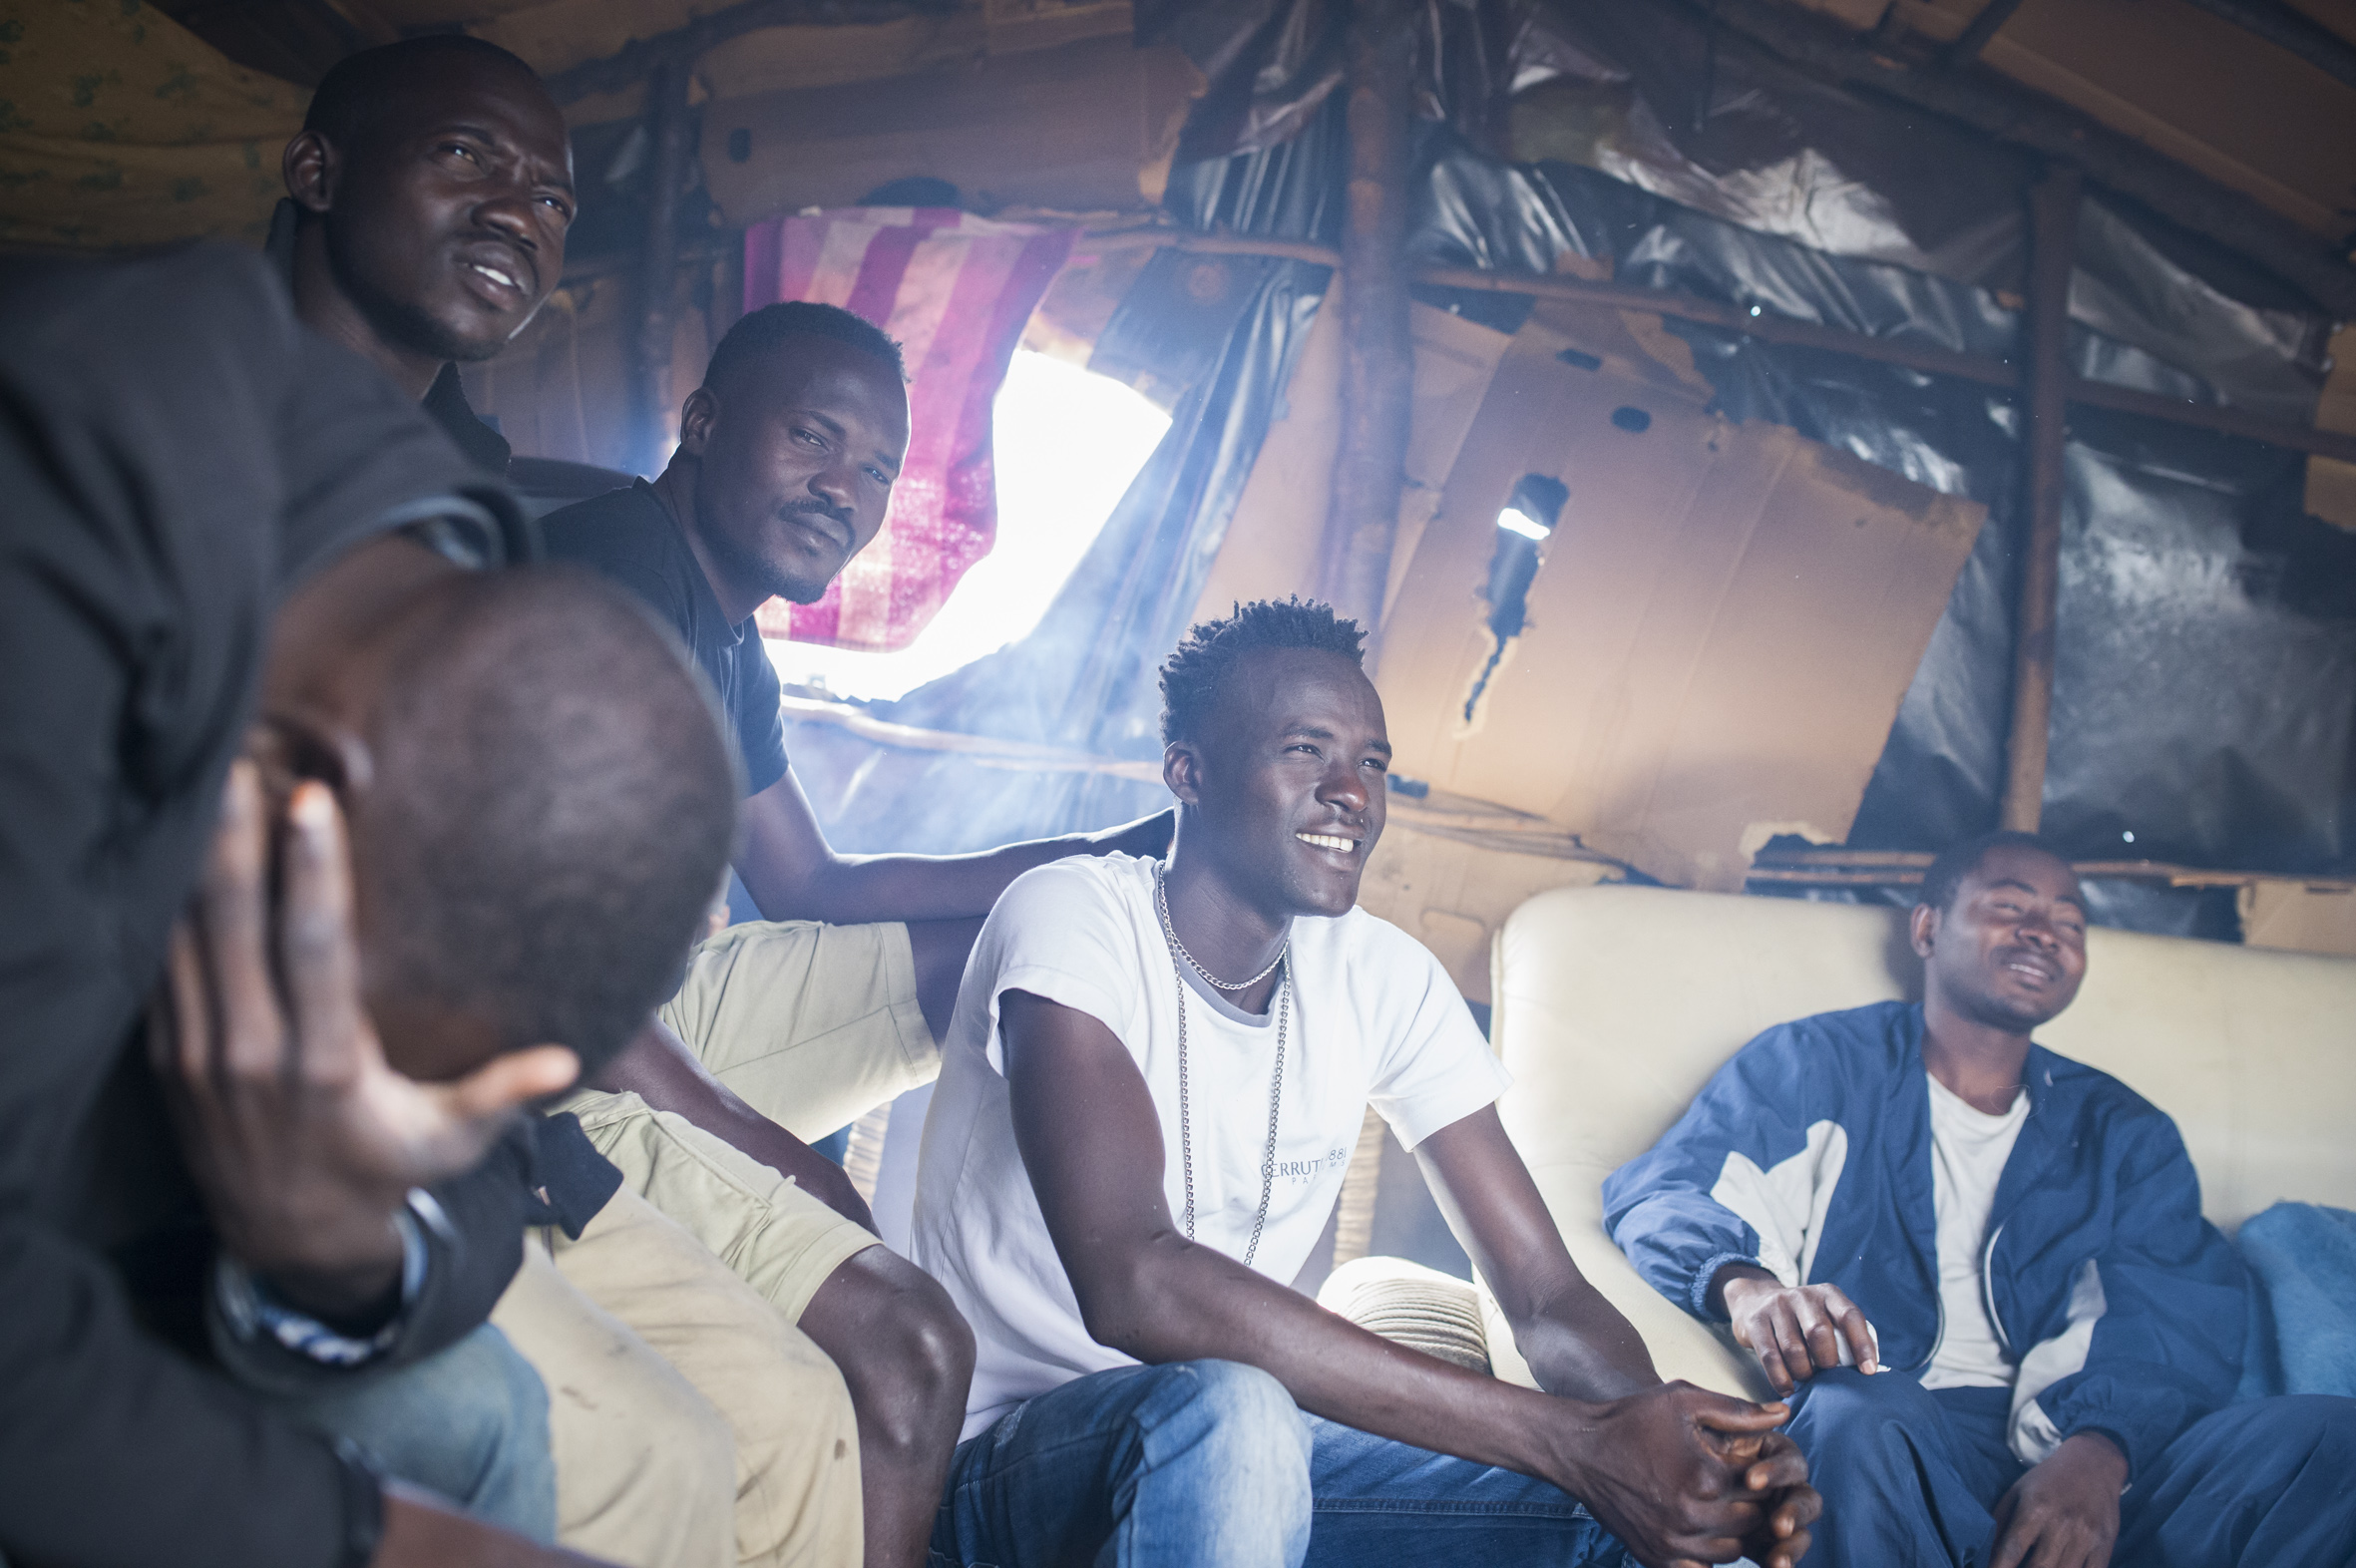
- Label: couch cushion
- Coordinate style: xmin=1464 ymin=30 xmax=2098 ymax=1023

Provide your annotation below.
xmin=1318 ymin=1255 xmax=1492 ymax=1374
xmin=1480 ymin=884 xmax=2356 ymax=1398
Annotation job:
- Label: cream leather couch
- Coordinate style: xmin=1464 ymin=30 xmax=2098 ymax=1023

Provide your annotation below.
xmin=1475 ymin=884 xmax=2356 ymax=1400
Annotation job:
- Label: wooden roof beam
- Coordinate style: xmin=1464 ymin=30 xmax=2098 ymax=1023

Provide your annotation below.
xmin=1941 ymin=0 xmax=2030 ymax=69
xmin=1678 ymin=0 xmax=2356 ymax=316
xmin=1092 ymin=233 xmax=2356 ymax=462
xmin=2174 ymin=0 xmax=2356 ymax=93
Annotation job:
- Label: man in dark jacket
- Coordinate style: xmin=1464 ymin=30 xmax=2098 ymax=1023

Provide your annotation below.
xmin=276 ymin=38 xmax=974 ymax=1568
xmin=1604 ymin=830 xmax=2356 ymax=1568
xmin=0 ymin=245 xmax=607 ymax=1568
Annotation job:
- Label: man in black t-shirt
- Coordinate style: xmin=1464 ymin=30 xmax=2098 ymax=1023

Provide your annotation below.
xmin=541 ymin=302 xmax=1174 ymax=1568
xmin=545 ymin=302 xmax=1170 ymax=1025
xmin=538 ymin=483 xmax=794 ymax=797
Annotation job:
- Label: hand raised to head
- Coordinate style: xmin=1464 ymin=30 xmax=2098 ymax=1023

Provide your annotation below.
xmin=153 ymin=763 xmax=579 ymax=1317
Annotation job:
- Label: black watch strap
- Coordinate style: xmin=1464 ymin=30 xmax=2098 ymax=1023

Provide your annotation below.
xmin=331 ymin=1437 xmax=388 ymax=1568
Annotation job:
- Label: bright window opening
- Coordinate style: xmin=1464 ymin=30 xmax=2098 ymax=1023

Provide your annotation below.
xmin=767 ymin=351 xmax=1171 ymax=702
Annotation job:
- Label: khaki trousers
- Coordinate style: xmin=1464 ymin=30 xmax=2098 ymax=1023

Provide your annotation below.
xmin=503 ymin=917 xmax=938 ymax=1568
xmin=561 ymin=1090 xmax=879 ymax=1325
xmin=499 ymin=1188 xmax=864 ymax=1568
xmin=656 ymin=919 xmax=937 ymax=1140
xmin=492 ymin=1240 xmax=736 ymax=1568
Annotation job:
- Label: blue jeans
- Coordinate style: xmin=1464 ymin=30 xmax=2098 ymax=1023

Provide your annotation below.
xmin=1786 ymin=1367 xmax=2356 ymax=1568
xmin=268 ymin=1323 xmax=558 ymax=1542
xmin=931 ymin=1361 xmax=1632 ymax=1568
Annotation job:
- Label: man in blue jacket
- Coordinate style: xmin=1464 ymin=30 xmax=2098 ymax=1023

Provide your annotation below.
xmin=1604 ymin=830 xmax=2356 ymax=1568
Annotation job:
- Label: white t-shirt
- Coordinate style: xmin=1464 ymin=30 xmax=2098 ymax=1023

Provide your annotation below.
xmin=1919 ymin=1071 xmax=2029 ymax=1390
xmin=911 ymin=854 xmax=1510 ymax=1439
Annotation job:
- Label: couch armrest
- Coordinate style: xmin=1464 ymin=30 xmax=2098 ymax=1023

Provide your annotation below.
xmin=1478 ymin=1160 xmax=1773 ymax=1401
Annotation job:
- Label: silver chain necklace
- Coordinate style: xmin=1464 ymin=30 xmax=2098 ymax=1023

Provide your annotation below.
xmin=1155 ymin=864 xmax=1288 ymax=1266
xmin=1159 ymin=886 xmax=1288 ymax=991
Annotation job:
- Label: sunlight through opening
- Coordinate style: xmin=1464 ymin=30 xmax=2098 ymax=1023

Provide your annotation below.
xmin=767 ymin=351 xmax=1171 ymax=703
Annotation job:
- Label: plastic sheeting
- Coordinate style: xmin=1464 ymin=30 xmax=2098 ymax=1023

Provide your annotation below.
xmin=1158 ymin=0 xmax=2332 ymax=417
xmin=796 ymin=0 xmax=2356 ymax=922
xmin=785 ymin=104 xmax=1346 ymax=853
xmin=1392 ymin=139 xmax=2356 ymax=926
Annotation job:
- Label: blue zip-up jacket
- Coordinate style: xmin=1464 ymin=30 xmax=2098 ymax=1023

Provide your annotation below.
xmin=1601 ymin=1001 xmax=2247 ymax=1477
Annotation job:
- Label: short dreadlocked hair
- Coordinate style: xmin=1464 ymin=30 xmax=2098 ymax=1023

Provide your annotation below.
xmin=1159 ymin=597 xmax=1368 ymax=746
xmin=703 ymin=301 xmax=907 ymax=392
xmin=1917 ymin=829 xmax=2069 ymax=915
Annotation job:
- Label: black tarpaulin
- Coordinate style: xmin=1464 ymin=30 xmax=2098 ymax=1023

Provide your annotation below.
xmin=1393 ymin=137 xmax=2356 ymax=923
xmin=795 ymin=0 xmax=2356 ymax=932
xmin=787 ymin=105 xmax=1345 ymax=853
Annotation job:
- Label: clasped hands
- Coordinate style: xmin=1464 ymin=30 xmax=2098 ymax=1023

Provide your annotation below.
xmin=153 ymin=760 xmax=579 ymax=1322
xmin=1565 ymin=1380 xmax=1819 ymax=1568
xmin=1718 ymin=1269 xmax=2125 ymax=1568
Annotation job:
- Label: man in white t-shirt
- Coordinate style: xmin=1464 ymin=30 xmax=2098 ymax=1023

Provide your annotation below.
xmin=912 ymin=598 xmax=1819 ymax=1568
xmin=1604 ymin=833 xmax=2356 ymax=1568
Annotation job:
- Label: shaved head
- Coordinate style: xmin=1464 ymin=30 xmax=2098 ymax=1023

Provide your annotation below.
xmin=303 ymin=36 xmax=549 ymax=158
xmin=343 ymin=567 xmax=737 ymax=1073
xmin=285 ymin=35 xmax=574 ymax=394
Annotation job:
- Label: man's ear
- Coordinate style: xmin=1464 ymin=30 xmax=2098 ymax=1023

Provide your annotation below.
xmin=247 ymin=708 xmax=375 ymax=815
xmin=283 ymin=129 xmax=340 ymax=215
xmin=676 ymin=385 xmax=719 ymax=458
xmin=1163 ymin=739 xmax=1205 ymax=807
xmin=1909 ymin=902 xmax=1938 ymax=960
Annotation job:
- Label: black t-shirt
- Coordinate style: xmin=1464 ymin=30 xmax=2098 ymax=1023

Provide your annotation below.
xmin=423 ymin=362 xmax=515 ymax=475
xmin=542 ymin=481 xmax=791 ymax=798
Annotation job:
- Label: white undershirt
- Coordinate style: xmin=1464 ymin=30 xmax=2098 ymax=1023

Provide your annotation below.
xmin=1919 ymin=1071 xmax=2029 ymax=1390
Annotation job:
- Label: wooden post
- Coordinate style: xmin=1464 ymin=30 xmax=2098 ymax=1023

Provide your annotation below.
xmin=629 ymin=60 xmax=696 ymax=477
xmin=1999 ymin=168 xmax=2081 ymax=833
xmin=1943 ymin=0 xmax=2030 ymax=69
xmin=1321 ymin=0 xmax=1413 ymax=635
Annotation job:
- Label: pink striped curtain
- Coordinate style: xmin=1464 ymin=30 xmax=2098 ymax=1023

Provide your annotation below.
xmin=742 ymin=207 xmax=1076 ymax=651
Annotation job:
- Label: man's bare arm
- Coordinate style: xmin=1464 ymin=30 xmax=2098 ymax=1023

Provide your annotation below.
xmin=592 ymin=1019 xmax=876 ymax=1233
xmin=378 ymin=1485 xmax=613 ymax=1568
xmin=734 ymin=770 xmax=1172 ymax=926
xmin=1413 ymin=1106 xmax=1659 ymax=1400
xmin=1001 ymin=989 xmax=1810 ymax=1568
xmin=1419 ymin=1107 xmax=1818 ymax=1568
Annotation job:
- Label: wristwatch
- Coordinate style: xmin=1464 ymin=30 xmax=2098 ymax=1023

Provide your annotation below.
xmin=213 ymin=1194 xmax=429 ymax=1368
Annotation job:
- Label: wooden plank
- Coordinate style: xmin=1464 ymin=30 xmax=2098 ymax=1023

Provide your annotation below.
xmin=2000 ymin=168 xmax=2080 ymax=833
xmin=1322 ymin=0 xmax=1416 ymax=634
xmin=1415 ymin=263 xmax=2019 ymax=387
xmin=1084 ymin=236 xmax=2356 ymax=468
xmin=2066 ymin=377 xmax=2356 ymax=464
xmin=626 ymin=59 xmax=695 ymax=478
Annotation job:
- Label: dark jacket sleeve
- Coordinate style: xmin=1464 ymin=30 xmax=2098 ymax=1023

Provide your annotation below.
xmin=0 ymin=1221 xmax=359 ymax=1568
xmin=0 ymin=244 xmax=528 ymax=1568
xmin=0 ymin=398 xmax=356 ymax=1568
xmin=1602 ymin=1018 xmax=1843 ymax=1320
